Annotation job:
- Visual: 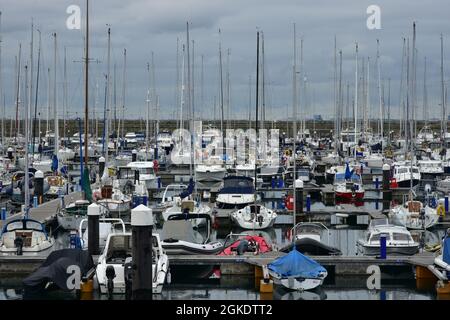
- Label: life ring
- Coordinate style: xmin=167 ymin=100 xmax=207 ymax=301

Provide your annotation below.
xmin=284 ymin=195 xmax=294 ymax=211
xmin=285 ymin=228 xmax=292 ymax=241
xmin=437 ymin=205 xmax=445 ymax=217
xmin=153 ymin=160 xmax=159 ymax=173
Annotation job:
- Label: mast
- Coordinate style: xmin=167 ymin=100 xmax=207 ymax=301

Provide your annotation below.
xmin=33 ymin=29 xmax=41 ymax=154
xmin=399 ymin=38 xmax=406 ymax=140
xmin=441 ymin=34 xmax=445 ymax=139
xmin=354 ymin=42 xmax=358 ymax=159
xmin=105 ymin=26 xmax=111 ymax=166
xmin=29 ymin=20 xmax=34 ymax=143
xmin=292 ymin=24 xmax=297 ymax=225
xmin=261 ymin=32 xmax=265 ymax=130
xmin=255 ymin=30 xmax=260 ymax=195
xmin=423 ymin=57 xmax=427 ymax=126
xmin=387 ymin=78 xmax=391 ymax=144
xmin=411 ymin=22 xmax=417 ymax=140
xmin=366 ymin=57 xmax=370 ymax=139
xmin=0 ymin=11 xmax=2 ymax=144
xmin=146 ymin=62 xmax=150 ymax=159
xmin=201 ymin=54 xmax=204 ymax=122
xmin=376 ymin=39 xmax=383 ymax=145
xmin=63 ymin=46 xmax=67 ymax=144
xmin=15 ymin=44 xmax=22 ymax=144
xmin=113 ymin=63 xmax=117 ymax=137
xmin=46 ymin=67 xmax=50 ymax=136
xmin=219 ymin=29 xmax=224 ymax=146
xmin=84 ymin=0 xmax=89 ymax=168
xmin=151 ymin=51 xmax=157 ymax=136
xmin=53 ymin=33 xmax=59 ymax=155
xmin=24 ymin=64 xmax=30 ymax=215
xmin=121 ymin=48 xmax=126 ymax=152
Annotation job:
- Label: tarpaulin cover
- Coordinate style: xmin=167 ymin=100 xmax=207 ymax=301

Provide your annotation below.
xmin=443 ymin=237 xmax=450 ymax=265
xmin=22 ymin=249 xmax=94 ymax=293
xmin=268 ymin=248 xmax=327 ymax=279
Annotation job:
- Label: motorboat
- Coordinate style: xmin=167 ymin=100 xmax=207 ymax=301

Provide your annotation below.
xmin=268 ymin=248 xmax=328 ymax=291
xmin=78 ymin=218 xmax=127 ymax=250
xmin=280 ymin=222 xmax=342 ymax=255
xmin=45 ymin=175 xmax=67 ymax=198
xmin=0 ymin=218 xmax=55 ymax=256
xmin=389 ymin=199 xmax=440 ymax=230
xmin=160 ymin=213 xmax=223 ymax=255
xmin=95 ymin=232 xmax=168 ymax=294
xmin=215 ymin=176 xmax=255 ymax=209
xmin=392 ymin=161 xmax=420 ymax=188
xmin=230 ymin=204 xmax=277 ymax=230
xmin=333 ymin=171 xmax=364 ymax=200
xmin=22 ymin=249 xmax=94 ymax=294
xmin=356 ymin=218 xmax=419 ymax=255
xmin=417 ymin=160 xmax=443 ymax=177
xmin=195 ymin=164 xmax=226 ymax=182
xmin=57 ymin=199 xmax=91 ymax=230
xmin=94 ymin=181 xmax=131 ymax=218
xmin=162 ymin=198 xmax=212 ymax=228
xmin=124 ymin=161 xmax=159 ymax=189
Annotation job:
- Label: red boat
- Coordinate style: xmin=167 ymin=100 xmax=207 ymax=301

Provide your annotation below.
xmin=219 ymin=235 xmax=272 ymax=255
xmin=333 ymin=171 xmax=365 ymax=201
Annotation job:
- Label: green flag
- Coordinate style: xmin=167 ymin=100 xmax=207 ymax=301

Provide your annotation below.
xmin=82 ymin=167 xmax=93 ymax=202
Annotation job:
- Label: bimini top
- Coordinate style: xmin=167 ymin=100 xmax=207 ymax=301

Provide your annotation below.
xmin=1 ymin=218 xmax=46 ymax=235
xmin=219 ymin=176 xmax=254 ymax=194
xmin=268 ymin=248 xmax=327 ymax=279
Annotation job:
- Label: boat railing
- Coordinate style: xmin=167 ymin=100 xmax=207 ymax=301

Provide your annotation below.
xmin=290 ymin=222 xmax=330 ymax=245
xmin=78 ymin=218 xmax=127 ymax=237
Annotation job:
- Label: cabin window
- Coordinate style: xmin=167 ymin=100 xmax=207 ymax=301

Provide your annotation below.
xmin=370 ymin=233 xmax=390 ymax=242
xmin=392 ymin=233 xmax=411 ymax=241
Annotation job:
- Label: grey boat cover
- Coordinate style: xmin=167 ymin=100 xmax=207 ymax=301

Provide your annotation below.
xmin=22 ymin=249 xmax=94 ymax=293
xmin=161 ymin=220 xmax=197 ymax=243
xmin=280 ymin=238 xmax=342 ymax=256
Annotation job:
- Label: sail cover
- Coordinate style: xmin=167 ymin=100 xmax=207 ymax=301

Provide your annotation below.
xmin=179 ymin=178 xmax=194 ymax=199
xmin=443 ymin=237 xmax=450 ymax=265
xmin=268 ymin=248 xmax=327 ymax=279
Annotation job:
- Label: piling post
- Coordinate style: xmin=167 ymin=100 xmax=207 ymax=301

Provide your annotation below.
xmin=131 ymin=204 xmax=153 ymax=299
xmin=1 ymin=208 xmax=6 ymax=220
xmin=34 ymin=170 xmax=44 ymax=204
xmin=7 ymin=147 xmax=13 ymax=160
xmin=295 ymin=179 xmax=304 ymax=223
xmin=380 ymin=233 xmax=387 ymax=259
xmin=306 ymin=194 xmax=311 ymax=213
xmin=98 ymin=156 xmax=105 ymax=177
xmin=445 ymin=196 xmax=449 ymax=214
xmin=87 ymin=203 xmax=100 ymax=256
xmin=132 ymin=149 xmax=137 ymax=162
xmin=382 ymin=164 xmax=392 ymax=212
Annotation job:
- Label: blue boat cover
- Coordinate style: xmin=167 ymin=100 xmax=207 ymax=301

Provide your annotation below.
xmin=268 ymin=248 xmax=327 ymax=279
xmin=443 ymin=237 xmax=450 ymax=265
xmin=179 ymin=178 xmax=195 ymax=199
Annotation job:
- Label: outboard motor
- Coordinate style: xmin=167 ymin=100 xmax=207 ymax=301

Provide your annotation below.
xmin=106 ymin=265 xmax=116 ymax=299
xmin=7 ymin=147 xmax=14 ymax=160
xmin=257 ymin=214 xmax=264 ymax=227
xmin=14 ymin=236 xmax=24 ymax=255
xmin=124 ymin=257 xmax=133 ymax=300
xmin=236 ymin=239 xmax=249 ymax=255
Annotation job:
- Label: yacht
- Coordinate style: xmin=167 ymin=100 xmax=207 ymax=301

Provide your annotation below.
xmin=230 ymin=204 xmax=277 ymax=230
xmin=0 ymin=218 xmax=54 ymax=256
xmin=215 ymin=176 xmax=255 ymax=209
xmin=356 ymin=218 xmax=419 ymax=255
xmin=389 ymin=200 xmax=440 ymax=230
xmin=95 ymin=232 xmax=168 ymax=294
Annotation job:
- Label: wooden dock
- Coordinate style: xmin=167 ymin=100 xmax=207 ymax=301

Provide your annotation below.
xmin=0 ymin=191 xmax=83 ymax=228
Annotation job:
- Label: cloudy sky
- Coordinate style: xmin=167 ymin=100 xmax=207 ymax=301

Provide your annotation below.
xmin=0 ymin=0 xmax=449 ymax=122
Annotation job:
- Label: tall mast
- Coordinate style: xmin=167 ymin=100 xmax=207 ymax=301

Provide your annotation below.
xmin=53 ymin=33 xmax=59 ymax=155
xmin=84 ymin=0 xmax=89 ymax=168
xmin=261 ymin=32 xmax=265 ymax=130
xmin=441 ymin=34 xmax=445 ymax=139
xmin=121 ymin=49 xmax=126 ymax=151
xmin=292 ymin=24 xmax=297 ymax=224
xmin=399 ymin=38 xmax=406 ymax=139
xmin=33 ymin=29 xmax=41 ymax=153
xmin=24 ymin=64 xmax=30 ymax=215
xmin=423 ymin=57 xmax=427 ymax=126
xmin=333 ymin=36 xmax=337 ymax=146
xmin=15 ymin=44 xmax=22 ymax=143
xmin=46 ymin=67 xmax=50 ymax=136
xmin=255 ymin=31 xmax=260 ymax=193
xmin=176 ymin=38 xmax=180 ymax=129
xmin=146 ymin=62 xmax=150 ymax=159
xmin=105 ymin=26 xmax=111 ymax=165
xmin=387 ymin=78 xmax=391 ymax=144
xmin=113 ymin=63 xmax=117 ymax=136
xmin=0 ymin=11 xmax=2 ymax=144
xmin=29 ymin=19 xmax=34 ymax=142
xmin=411 ymin=22 xmax=417 ymax=139
xmin=376 ymin=39 xmax=383 ymax=143
xmin=201 ymin=54 xmax=204 ymax=121
xmin=219 ymin=29 xmax=224 ymax=143
xmin=63 ymin=46 xmax=67 ymax=144
xmin=354 ymin=42 xmax=358 ymax=159
xmin=151 ymin=51 xmax=157 ymax=136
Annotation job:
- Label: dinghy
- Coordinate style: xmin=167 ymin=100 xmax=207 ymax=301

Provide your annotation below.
xmin=268 ymin=248 xmax=328 ymax=291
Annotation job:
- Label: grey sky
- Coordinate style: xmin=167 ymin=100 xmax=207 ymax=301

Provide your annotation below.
xmin=0 ymin=0 xmax=449 ymax=122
